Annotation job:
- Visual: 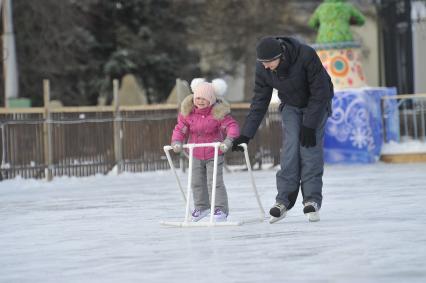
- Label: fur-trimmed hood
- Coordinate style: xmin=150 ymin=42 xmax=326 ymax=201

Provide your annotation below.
xmin=180 ymin=94 xmax=231 ymax=120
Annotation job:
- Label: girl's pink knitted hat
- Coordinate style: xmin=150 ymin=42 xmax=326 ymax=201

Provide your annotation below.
xmin=190 ymin=78 xmax=228 ymax=106
xmin=192 ymin=81 xmax=216 ymax=105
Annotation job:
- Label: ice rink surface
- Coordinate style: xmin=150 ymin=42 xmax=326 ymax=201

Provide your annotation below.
xmin=1 ymin=162 xmax=426 ymax=283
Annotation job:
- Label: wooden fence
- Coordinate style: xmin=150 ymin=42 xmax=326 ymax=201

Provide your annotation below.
xmin=0 ymin=101 xmax=282 ymax=180
xmin=3 ymin=85 xmax=424 ymax=180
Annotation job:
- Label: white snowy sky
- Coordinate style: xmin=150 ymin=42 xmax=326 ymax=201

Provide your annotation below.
xmin=1 ymin=162 xmax=426 ymax=283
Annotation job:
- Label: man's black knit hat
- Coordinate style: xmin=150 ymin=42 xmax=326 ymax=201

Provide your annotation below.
xmin=256 ymin=37 xmax=282 ymax=62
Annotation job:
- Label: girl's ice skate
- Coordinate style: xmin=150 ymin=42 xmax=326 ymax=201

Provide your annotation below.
xmin=192 ymin=209 xmax=210 ymax=222
xmin=213 ymin=208 xmax=228 ymax=222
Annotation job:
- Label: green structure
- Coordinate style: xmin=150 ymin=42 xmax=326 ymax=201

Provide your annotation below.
xmin=8 ymin=98 xmax=31 ymax=108
xmin=308 ymin=0 xmax=365 ymax=44
xmin=307 ymin=0 xmax=367 ymax=89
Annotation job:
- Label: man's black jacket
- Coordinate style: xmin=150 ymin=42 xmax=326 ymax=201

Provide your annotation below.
xmin=242 ymin=37 xmax=334 ymax=138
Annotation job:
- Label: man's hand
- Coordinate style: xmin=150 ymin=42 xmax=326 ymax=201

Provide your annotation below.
xmin=171 ymin=141 xmax=183 ymax=153
xmin=231 ymin=135 xmax=250 ymax=152
xmin=300 ymin=126 xmax=316 ymax=148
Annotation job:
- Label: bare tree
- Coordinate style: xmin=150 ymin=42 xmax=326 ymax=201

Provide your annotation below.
xmin=186 ymin=0 xmax=318 ymax=101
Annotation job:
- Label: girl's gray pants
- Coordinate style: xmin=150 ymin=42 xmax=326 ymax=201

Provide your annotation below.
xmin=276 ymin=104 xmax=328 ymax=209
xmin=191 ymin=155 xmax=228 ymax=214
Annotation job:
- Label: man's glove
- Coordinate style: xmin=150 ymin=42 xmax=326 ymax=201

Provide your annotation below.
xmin=171 ymin=141 xmax=183 ymax=153
xmin=219 ymin=138 xmax=233 ymax=153
xmin=300 ymin=126 xmax=316 ymax=148
xmin=231 ymin=135 xmax=250 ymax=152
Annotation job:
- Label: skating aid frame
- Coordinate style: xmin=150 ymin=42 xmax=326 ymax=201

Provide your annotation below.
xmin=161 ymin=142 xmax=265 ymax=227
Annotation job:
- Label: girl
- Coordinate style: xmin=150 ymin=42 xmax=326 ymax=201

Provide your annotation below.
xmin=171 ymin=78 xmax=240 ymax=222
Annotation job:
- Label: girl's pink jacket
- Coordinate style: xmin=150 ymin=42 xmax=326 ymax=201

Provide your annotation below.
xmin=171 ymin=95 xmax=240 ymax=160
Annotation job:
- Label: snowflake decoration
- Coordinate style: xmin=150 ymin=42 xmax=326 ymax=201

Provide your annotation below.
xmin=349 ymin=127 xmax=369 ymax=149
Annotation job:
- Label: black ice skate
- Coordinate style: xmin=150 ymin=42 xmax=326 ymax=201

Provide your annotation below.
xmin=303 ymin=202 xmax=320 ymax=222
xmin=269 ymin=202 xmax=287 ymax=224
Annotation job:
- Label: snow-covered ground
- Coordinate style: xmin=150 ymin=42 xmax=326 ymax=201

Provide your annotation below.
xmin=381 ymin=139 xmax=426 ymax=154
xmin=1 ymin=163 xmax=426 ymax=283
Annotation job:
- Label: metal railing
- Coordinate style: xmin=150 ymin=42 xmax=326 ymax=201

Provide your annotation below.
xmin=381 ymin=93 xmax=426 ymax=143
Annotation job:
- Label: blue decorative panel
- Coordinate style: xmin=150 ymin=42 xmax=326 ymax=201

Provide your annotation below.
xmin=324 ymin=87 xmax=398 ymax=164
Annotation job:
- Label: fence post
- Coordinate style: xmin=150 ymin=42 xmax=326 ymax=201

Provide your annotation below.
xmin=113 ymin=79 xmax=123 ymax=174
xmin=43 ymin=79 xmax=53 ymax=181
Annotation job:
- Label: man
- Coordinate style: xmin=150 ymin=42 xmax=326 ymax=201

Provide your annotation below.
xmin=232 ymin=36 xmax=333 ymax=223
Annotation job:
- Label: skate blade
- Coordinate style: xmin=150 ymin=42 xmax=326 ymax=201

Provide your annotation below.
xmin=306 ymin=212 xmax=320 ymax=222
xmin=269 ymin=212 xmax=287 ymax=224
